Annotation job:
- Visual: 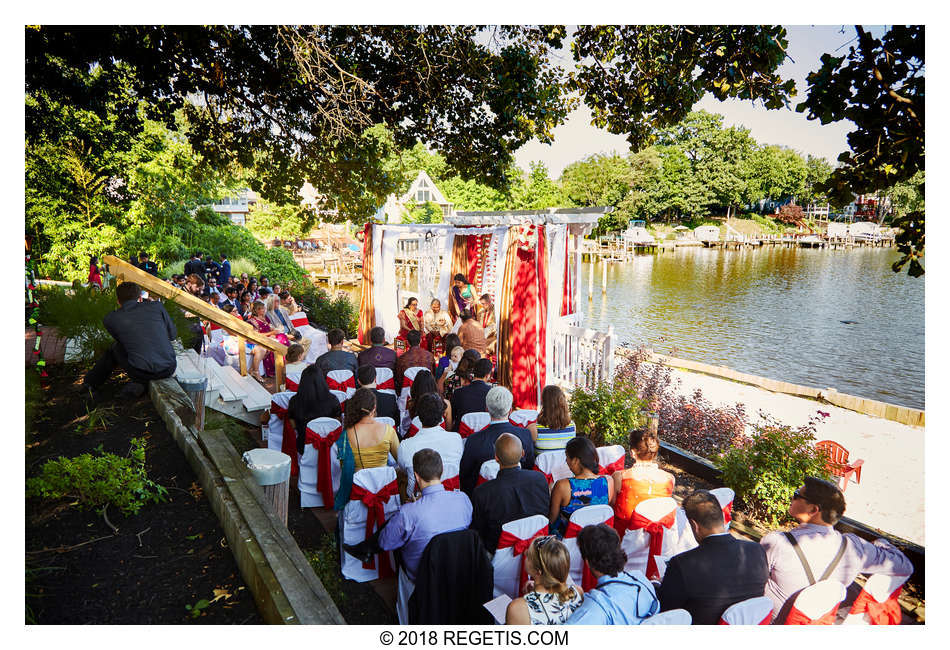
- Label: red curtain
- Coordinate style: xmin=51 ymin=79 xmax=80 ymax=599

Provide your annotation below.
xmin=357 ymin=223 xmax=375 ymax=344
xmin=507 ymin=227 xmax=548 ymax=409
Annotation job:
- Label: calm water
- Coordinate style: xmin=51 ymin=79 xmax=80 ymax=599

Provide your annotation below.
xmin=582 ymin=246 xmax=924 ymax=409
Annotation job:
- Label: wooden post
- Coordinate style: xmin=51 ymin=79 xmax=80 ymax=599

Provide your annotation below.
xmin=602 ymin=258 xmax=608 ymax=294
xmin=274 ymin=351 xmax=285 ymax=391
xmin=588 ymin=256 xmax=594 ymax=300
xmin=263 ymin=481 xmax=289 ymax=527
xmin=238 ymin=336 xmax=247 ymax=376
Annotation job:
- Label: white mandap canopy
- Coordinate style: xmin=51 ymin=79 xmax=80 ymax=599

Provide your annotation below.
xmin=357 ymin=208 xmax=609 ymax=408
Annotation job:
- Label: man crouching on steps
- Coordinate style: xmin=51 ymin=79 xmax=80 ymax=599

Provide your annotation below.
xmin=83 ymin=281 xmax=178 ymax=400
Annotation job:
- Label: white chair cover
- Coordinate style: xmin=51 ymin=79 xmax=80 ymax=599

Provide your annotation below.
xmin=842 ymin=574 xmax=910 ymax=625
xmin=491 ymin=514 xmax=549 ymax=599
xmin=596 ymin=445 xmax=626 ymax=475
xmin=642 ymin=609 xmax=692 ymax=625
xmin=709 ymin=487 xmax=736 ymax=530
xmin=785 ymin=579 xmax=847 ymax=624
xmin=478 ymin=459 xmax=500 ymax=486
xmin=341 ymin=466 xmax=401 ymax=582
xmin=329 ymin=389 xmax=349 ymax=407
xmin=563 ymin=504 xmax=615 ymax=590
xmin=396 ymin=367 xmax=428 ymax=433
xmin=720 ymin=596 xmax=774 ymax=625
xmin=459 ymin=411 xmax=491 ymax=439
xmin=326 ymin=369 xmax=357 ymax=399
xmin=405 ymin=416 xmax=446 ymax=439
xmin=533 ymin=450 xmax=571 ymax=487
xmin=298 ymin=417 xmax=343 ymax=508
xmin=670 ymin=507 xmax=700 ymax=556
xmin=441 ymin=461 xmax=460 ymax=491
xmin=508 ymin=409 xmax=538 ymax=428
xmin=375 ymin=367 xmax=396 ymax=395
xmin=622 ymin=497 xmax=679 ymax=577
xmin=285 ymin=370 xmax=303 ymax=393
xmin=267 ymin=391 xmax=295 ymax=452
xmin=375 ymin=416 xmax=396 ymax=428
xmin=289 ymin=313 xmax=328 ymax=364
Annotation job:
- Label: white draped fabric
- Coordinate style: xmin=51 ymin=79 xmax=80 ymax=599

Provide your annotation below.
xmin=375 ymin=227 xmax=402 ymax=342
xmin=545 ymin=225 xmax=567 ymax=380
xmin=437 ymin=232 xmax=454 ymax=310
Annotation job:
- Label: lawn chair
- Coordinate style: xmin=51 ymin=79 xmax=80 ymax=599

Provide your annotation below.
xmin=816 ymin=440 xmax=864 ymax=491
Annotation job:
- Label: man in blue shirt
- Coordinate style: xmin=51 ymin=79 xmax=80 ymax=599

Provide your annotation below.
xmin=343 ymin=448 xmax=472 ymax=624
xmin=218 ymin=252 xmax=231 ymax=286
xmin=566 ymin=524 xmax=660 ymax=625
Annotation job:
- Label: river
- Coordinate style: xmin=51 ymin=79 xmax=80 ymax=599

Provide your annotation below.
xmin=582 ymin=246 xmax=924 ymax=410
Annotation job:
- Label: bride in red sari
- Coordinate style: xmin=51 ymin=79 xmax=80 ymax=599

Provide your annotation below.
xmin=396 ymin=297 xmax=425 ymax=351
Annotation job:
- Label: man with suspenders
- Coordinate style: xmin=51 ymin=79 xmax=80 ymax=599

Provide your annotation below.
xmin=760 ymin=476 xmax=912 ymax=622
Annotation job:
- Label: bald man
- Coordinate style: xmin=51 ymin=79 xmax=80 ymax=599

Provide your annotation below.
xmin=469 ymin=433 xmax=551 ymax=552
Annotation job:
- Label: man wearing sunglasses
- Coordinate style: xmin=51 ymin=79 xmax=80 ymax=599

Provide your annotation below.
xmin=760 ymin=476 xmax=912 ymax=622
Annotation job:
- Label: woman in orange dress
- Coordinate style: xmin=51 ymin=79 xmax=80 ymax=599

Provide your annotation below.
xmin=396 ymin=297 xmax=424 ymax=351
xmin=612 ymin=427 xmax=675 ymax=535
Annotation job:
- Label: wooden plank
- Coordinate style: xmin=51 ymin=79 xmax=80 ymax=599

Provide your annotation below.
xmin=241 ymin=375 xmax=274 ymax=411
xmin=174 ymin=353 xmax=201 ymax=381
xmin=183 ymin=349 xmax=220 ymax=391
xmin=238 ymin=337 xmax=247 ymax=376
xmin=209 ymin=363 xmax=237 ymax=402
xmin=217 ymin=363 xmax=250 ymax=400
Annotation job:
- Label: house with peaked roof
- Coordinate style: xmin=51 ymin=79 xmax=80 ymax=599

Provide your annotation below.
xmin=376 ymin=170 xmax=455 ymax=223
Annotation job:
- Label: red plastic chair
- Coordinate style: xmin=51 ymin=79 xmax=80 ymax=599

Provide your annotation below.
xmin=816 ymin=440 xmax=864 ymax=492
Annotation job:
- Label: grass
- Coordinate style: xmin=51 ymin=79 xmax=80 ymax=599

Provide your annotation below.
xmin=204 ymin=411 xmax=260 ymax=456
xmin=306 ymin=533 xmax=347 ymax=607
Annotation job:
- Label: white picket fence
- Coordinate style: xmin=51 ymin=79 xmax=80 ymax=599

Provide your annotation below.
xmin=548 ymin=321 xmax=616 ymax=391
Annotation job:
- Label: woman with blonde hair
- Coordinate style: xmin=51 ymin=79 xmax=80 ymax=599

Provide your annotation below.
xmin=535 ymin=385 xmax=576 ymax=451
xmin=612 ymin=427 xmax=675 ymax=533
xmin=505 ymin=536 xmax=583 ymax=625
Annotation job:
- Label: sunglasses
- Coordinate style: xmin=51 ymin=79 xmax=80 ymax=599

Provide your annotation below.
xmin=793 ymin=488 xmax=814 ymax=504
xmin=532 ymin=536 xmax=555 ymax=576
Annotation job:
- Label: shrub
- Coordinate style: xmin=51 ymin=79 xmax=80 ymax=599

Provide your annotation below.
xmin=569 ymin=380 xmax=647 ymax=447
xmin=291 ymin=282 xmax=359 ymax=338
xmin=26 ymin=438 xmax=168 ymax=515
xmin=715 ymin=412 xmax=833 ymax=527
xmin=250 ymin=246 xmax=306 ymax=286
xmin=37 ymin=285 xmax=119 ymax=361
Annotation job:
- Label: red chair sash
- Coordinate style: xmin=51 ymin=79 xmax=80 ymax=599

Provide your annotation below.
xmin=442 ymin=475 xmax=460 ymax=491
xmin=477 ymin=474 xmax=490 ymax=486
xmin=458 ymin=421 xmax=474 ymax=438
xmin=509 ymin=415 xmax=538 ymax=427
xmin=850 ymin=586 xmax=902 ymax=625
xmin=784 ymin=604 xmax=838 ymax=625
xmin=377 ymin=377 xmax=395 ymax=390
xmin=719 ymin=612 xmax=772 ymax=625
xmin=349 ymin=479 xmax=399 ymax=577
xmin=565 ymin=518 xmax=614 ymax=592
xmin=402 ymin=375 xmax=415 ymax=389
xmin=496 ymin=526 xmax=547 ymax=595
xmin=291 ymin=315 xmax=308 ymax=327
xmin=271 ymin=403 xmax=299 ymax=476
xmin=305 ymin=425 xmax=343 ymax=506
xmin=326 ymin=375 xmax=355 ymax=392
xmin=598 ymin=456 xmax=626 ymax=475
xmin=209 ymin=322 xmax=222 ymax=331
xmin=628 ymin=510 xmax=676 ymax=581
xmin=722 ymin=502 xmax=733 ymax=525
xmin=533 ymin=466 xmax=553 ymax=484
xmin=286 ymin=377 xmax=299 ymax=392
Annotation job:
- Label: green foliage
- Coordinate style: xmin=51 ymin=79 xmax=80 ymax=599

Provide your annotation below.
xmin=37 ymin=286 xmax=119 ymax=361
xmin=888 ymin=171 xmax=925 ymax=221
xmin=26 ymin=370 xmax=43 ymax=438
xmin=249 ymin=247 xmax=306 ymax=287
xmin=796 ymin=25 xmax=924 ymax=274
xmin=715 ymin=414 xmax=833 ymax=527
xmin=26 ymin=437 xmax=168 ymax=516
xmin=404 ymin=201 xmax=444 ymax=224
xmin=246 ymin=200 xmax=318 ymax=241
xmin=749 ymin=213 xmax=784 ymax=234
xmin=184 ymin=599 xmax=211 ymax=619
xmin=291 ymin=283 xmax=359 ymax=338
xmin=560 ymin=153 xmax=631 ymax=207
xmin=307 ymin=533 xmax=347 ymax=606
xmin=569 ymin=380 xmax=646 ymax=447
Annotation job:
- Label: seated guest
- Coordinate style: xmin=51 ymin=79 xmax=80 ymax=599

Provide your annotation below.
xmin=246 ymin=279 xmax=260 ymax=302
xmin=408 ymin=369 xmax=452 ymax=431
xmin=342 ymin=388 xmax=399 ymax=471
xmin=284 ymin=343 xmax=308 ymax=375
xmin=288 ymin=365 xmax=342 ymax=456
xmin=550 ymin=437 xmax=615 ymax=536
xmin=357 ymin=326 xmax=397 ymax=372
xmin=394 ymin=329 xmax=435 ymax=391
xmin=449 ymin=357 xmax=493 ymax=431
xmin=435 ymin=345 xmax=464 ymax=392
xmin=760 ymin=476 xmax=913 ymax=622
xmin=423 ymin=298 xmax=453 ymax=356
xmin=278 ymin=289 xmax=298 ymax=315
xmin=470 ymin=433 xmax=550 ymax=552
xmin=137 ymin=252 xmax=159 ymax=276
xmin=342 ymin=448 xmax=473 ymax=624
xmin=535 ymin=385 xmax=576 ymax=452
xmin=458 ymin=385 xmax=535 ymax=495
xmin=658 ymin=490 xmax=768 ymax=624
xmin=356 ymin=364 xmax=399 ymax=428
xmin=506 ymin=536 xmax=584 ymax=625
xmin=218 ymin=285 xmax=240 ymax=310
xmin=82 ymin=281 xmax=177 ymax=399
xmin=566 ymin=524 xmax=659 ymax=625
xmin=184 ymin=273 xmax=205 ymax=297
xmin=315 ymin=328 xmax=359 ymax=377
xmin=397 ymin=297 xmax=424 ymax=346
xmin=265 ymin=294 xmax=308 ymax=349
xmin=397 ymin=393 xmax=463 ymax=498
xmin=458 ymin=309 xmax=487 ymax=357
xmin=245 ymin=300 xmax=291 ymax=380
xmin=440 ymin=348 xmax=479 ymax=400
xmin=434 ymin=334 xmax=462 ymax=379
xmin=238 ymin=291 xmax=254 ymax=317
xmin=613 ymin=427 xmax=675 ymax=532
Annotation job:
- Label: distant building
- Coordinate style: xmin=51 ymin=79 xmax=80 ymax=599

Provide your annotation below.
xmin=376 ymin=171 xmax=454 ymax=223
xmin=210 ymin=189 xmax=258 ymax=226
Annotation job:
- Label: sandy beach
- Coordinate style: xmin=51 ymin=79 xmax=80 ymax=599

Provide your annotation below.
xmin=664 ymin=366 xmax=924 ymax=546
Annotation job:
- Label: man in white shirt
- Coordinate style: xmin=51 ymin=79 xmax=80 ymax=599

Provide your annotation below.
xmin=760 ymin=476 xmax=913 ymax=622
xmin=397 ymin=393 xmax=463 ymax=498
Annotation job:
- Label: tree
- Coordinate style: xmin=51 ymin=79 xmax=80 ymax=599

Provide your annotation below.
xmin=405 ymin=201 xmax=444 ymax=224
xmin=512 ymin=162 xmax=572 ymax=210
xmin=801 ymin=155 xmax=834 ymax=206
xmin=796 ymin=25 xmax=924 ymax=275
xmin=559 ymin=153 xmax=630 ymax=207
xmin=246 ymin=200 xmax=318 ymax=241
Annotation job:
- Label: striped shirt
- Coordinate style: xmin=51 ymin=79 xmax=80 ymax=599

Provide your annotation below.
xmin=535 ymin=422 xmax=577 ymax=451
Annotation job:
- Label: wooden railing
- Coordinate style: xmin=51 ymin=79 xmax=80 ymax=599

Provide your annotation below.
xmin=548 ymin=320 xmax=617 ymax=391
xmin=101 ymin=256 xmax=289 ymax=388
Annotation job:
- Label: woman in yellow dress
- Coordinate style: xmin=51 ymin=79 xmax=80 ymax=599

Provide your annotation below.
xmin=612 ymin=427 xmax=675 ymax=534
xmin=343 ymin=388 xmax=400 ymax=471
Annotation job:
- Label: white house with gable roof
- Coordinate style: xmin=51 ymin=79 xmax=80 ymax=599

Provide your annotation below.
xmin=376 ymin=170 xmax=454 ymax=223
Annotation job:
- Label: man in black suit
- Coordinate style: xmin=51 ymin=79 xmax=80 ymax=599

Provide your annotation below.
xmin=470 ymin=433 xmax=549 ymax=553
xmin=357 ymin=326 xmax=397 ymax=372
xmin=458 ymin=385 xmax=534 ymax=495
xmin=356 ymin=364 xmax=400 ymax=427
xmin=449 ymin=358 xmax=493 ymax=432
xmin=137 ymin=252 xmax=159 ymax=276
xmin=183 ymin=252 xmax=205 ymax=282
xmin=657 ymin=490 xmax=769 ymax=624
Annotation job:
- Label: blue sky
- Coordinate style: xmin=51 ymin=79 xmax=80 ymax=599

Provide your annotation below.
xmin=515 ymin=25 xmax=888 ymax=178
